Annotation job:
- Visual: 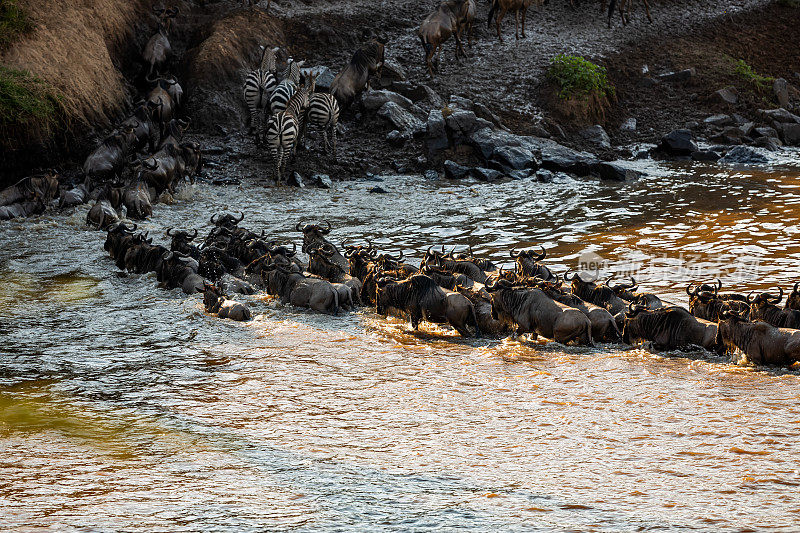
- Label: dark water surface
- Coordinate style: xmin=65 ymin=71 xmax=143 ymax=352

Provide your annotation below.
xmin=2 ymin=158 xmax=800 ymax=531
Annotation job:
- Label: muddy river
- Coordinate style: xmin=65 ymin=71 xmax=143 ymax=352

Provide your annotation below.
xmin=2 ymin=157 xmax=800 ymax=530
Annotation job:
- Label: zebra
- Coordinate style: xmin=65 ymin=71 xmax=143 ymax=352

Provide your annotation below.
xmin=242 ymin=45 xmax=279 ymax=135
xmin=306 ymin=88 xmax=340 ymax=158
xmin=268 ymin=58 xmax=305 ymax=116
xmin=264 ymin=76 xmax=312 ymax=182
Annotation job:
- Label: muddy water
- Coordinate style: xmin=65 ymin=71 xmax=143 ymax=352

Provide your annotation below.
xmin=2 ymin=158 xmax=800 ymax=530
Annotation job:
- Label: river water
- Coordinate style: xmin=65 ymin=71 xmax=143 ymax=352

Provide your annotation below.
xmin=2 ymin=157 xmax=800 ymax=531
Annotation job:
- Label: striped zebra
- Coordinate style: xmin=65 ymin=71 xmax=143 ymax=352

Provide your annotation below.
xmin=306 ymin=91 xmax=340 ymax=158
xmin=242 ymin=45 xmax=279 ymax=134
xmin=264 ymin=80 xmax=311 ymax=182
xmin=268 ymin=58 xmax=305 ymax=115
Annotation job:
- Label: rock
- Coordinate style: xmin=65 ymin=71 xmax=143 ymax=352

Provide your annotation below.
xmin=657 ymin=68 xmax=696 ymax=82
xmin=753 ymin=126 xmax=779 ymax=139
xmin=424 ymin=169 xmax=439 ymax=180
xmin=506 ymin=169 xmax=531 ymax=180
xmin=212 ymin=177 xmax=240 ymax=186
xmin=443 ymin=160 xmax=470 ymax=180
xmin=596 ymin=162 xmax=642 ymax=182
xmin=704 ymin=114 xmax=734 ymax=127
xmin=59 ymin=184 xmax=88 ymax=208
xmin=312 ymin=174 xmax=333 ymax=189
xmin=774 ymin=78 xmax=790 ymax=109
xmin=362 ymin=89 xmax=414 ymax=111
xmin=470 ymin=167 xmax=503 ymax=182
xmin=620 ymin=118 xmax=637 ymax=132
xmin=579 ymin=124 xmax=611 ymax=149
xmin=377 ymin=102 xmax=424 ymax=135
xmin=691 ymin=150 xmax=721 ymax=162
xmin=493 ymin=145 xmax=539 ymax=170
xmin=469 ymin=127 xmax=520 ymax=160
xmin=719 ymin=145 xmax=769 ymax=165
xmin=530 ymin=124 xmax=551 ymax=138
xmin=301 ymin=66 xmax=336 ymax=92
xmin=732 ymin=114 xmax=749 ymax=125
xmin=387 ymin=129 xmax=410 ymax=147
xmin=446 ymin=109 xmax=491 ymax=140
xmin=534 ymin=169 xmax=554 ymax=183
xmin=782 ymin=123 xmax=800 ymax=146
xmin=684 ymin=121 xmax=700 ymax=130
xmin=380 ymin=60 xmax=406 ymax=82
xmin=715 ymin=86 xmax=739 ymax=105
xmin=288 ymin=172 xmax=305 ymax=188
xmin=448 ymin=95 xmax=474 ymax=110
xmin=751 ymin=137 xmax=782 ymax=151
xmin=368 ymin=186 xmax=388 ymax=194
xmin=657 ymin=129 xmax=699 ymax=155
xmin=540 ymin=143 xmax=599 ymax=176
xmin=758 ymin=108 xmax=800 ymax=124
xmin=425 ymin=109 xmax=449 ymax=153
xmin=473 ymin=102 xmax=505 ymax=130
xmin=738 ymin=122 xmax=755 ymax=137
xmin=390 ymin=82 xmax=428 ymax=102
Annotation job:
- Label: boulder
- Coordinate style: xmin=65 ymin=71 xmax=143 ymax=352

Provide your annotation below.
xmin=473 ymin=102 xmax=505 ymax=130
xmin=534 ymin=169 xmax=554 ymax=183
xmin=782 ymin=123 xmax=800 ymax=146
xmin=758 ymin=108 xmax=800 ymax=124
xmin=704 ymin=114 xmax=734 ymax=127
xmin=424 ymin=169 xmax=439 ymax=180
xmin=493 ymin=145 xmax=539 ymax=170
xmin=469 ymin=127 xmax=522 ymax=160
xmin=751 ymin=137 xmax=782 ymax=151
xmin=753 ymin=126 xmax=779 ymax=139
xmin=312 ymin=174 xmax=333 ymax=189
xmin=377 ymin=102 xmax=424 ymax=135
xmin=657 ymin=68 xmax=696 ymax=82
xmin=657 ymin=129 xmax=698 ymax=155
xmin=719 ymin=145 xmax=769 ymax=165
xmin=387 ymin=129 xmax=410 ymax=147
xmin=301 ymin=66 xmax=336 ymax=92
xmin=579 ymin=124 xmax=611 ymax=149
xmin=691 ymin=150 xmax=721 ymax=162
xmin=380 ymin=60 xmax=406 ymax=82
xmin=448 ymin=94 xmax=474 ymax=110
xmin=288 ymin=172 xmax=306 ymax=188
xmin=362 ymin=89 xmax=414 ymax=111
xmin=443 ymin=160 xmax=470 ymax=180
xmin=715 ymin=86 xmax=739 ymax=105
xmin=470 ymin=167 xmax=503 ymax=182
xmin=446 ymin=109 xmax=491 ymax=140
xmin=596 ymin=162 xmax=642 ymax=182
xmin=369 ymin=186 xmax=388 ymax=194
xmin=620 ymin=118 xmax=637 ymax=132
xmin=425 ymin=109 xmax=449 ymax=153
xmin=506 ymin=169 xmax=531 ymax=180
xmin=540 ymin=143 xmax=599 ymax=176
xmin=390 ymin=82 xmax=429 ymax=102
xmin=774 ymin=78 xmax=790 ymax=109
xmin=59 ymin=184 xmax=88 ymax=208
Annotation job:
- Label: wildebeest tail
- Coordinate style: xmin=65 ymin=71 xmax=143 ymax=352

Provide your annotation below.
xmin=332 ymin=290 xmax=339 ymax=316
xmin=487 ymin=0 xmax=498 ymax=27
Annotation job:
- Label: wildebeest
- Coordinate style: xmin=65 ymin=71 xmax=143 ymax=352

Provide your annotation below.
xmin=296 ymin=220 xmax=349 ymax=272
xmin=121 ymin=100 xmax=161 ymax=153
xmin=330 ymin=37 xmax=387 ymax=108
xmin=748 ymin=288 xmax=800 ymax=329
xmin=157 ymin=251 xmax=205 ymax=294
xmin=511 ymin=246 xmax=556 ymax=281
xmin=716 ymin=309 xmax=800 ymax=366
xmin=143 ymin=7 xmax=178 ymax=77
xmin=0 ymin=173 xmax=60 ymax=219
xmin=785 ymin=283 xmax=800 ymax=311
xmin=83 ymin=126 xmax=136 ymax=183
xmin=565 ymin=270 xmax=628 ymax=319
xmin=417 ymin=0 xmax=469 ymax=77
xmin=422 ymin=246 xmax=487 ymax=283
xmin=533 ymin=279 xmax=621 ymax=342
xmin=308 ymin=243 xmax=362 ymax=306
xmin=485 ymin=278 xmax=593 ymax=345
xmin=375 ymin=274 xmax=479 ymax=337
xmin=622 ymin=305 xmax=720 ymax=352
xmin=146 ymin=76 xmax=180 ymax=138
xmin=608 ymin=0 xmax=653 ymax=28
xmin=487 ymin=0 xmax=543 ymax=42
xmin=203 ymin=283 xmax=252 ymax=321
xmin=86 ymin=200 xmax=119 ymax=229
xmin=167 ymin=228 xmax=200 ymax=259
xmin=264 ymin=264 xmax=340 ymax=315
xmin=122 ymin=160 xmax=156 ymax=220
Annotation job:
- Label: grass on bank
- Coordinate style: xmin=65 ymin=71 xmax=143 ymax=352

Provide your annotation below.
xmin=547 ymin=54 xmax=615 ymax=123
xmin=0 ymin=0 xmax=34 ymax=49
xmin=732 ymin=59 xmax=775 ymax=95
xmin=0 ymin=66 xmax=62 ymax=147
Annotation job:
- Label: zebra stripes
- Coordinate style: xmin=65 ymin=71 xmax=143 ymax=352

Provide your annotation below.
xmin=268 ymin=58 xmax=305 ymax=115
xmin=242 ymin=46 xmax=279 ymax=133
xmin=306 ymin=93 xmax=340 ymax=158
xmin=264 ymin=84 xmax=310 ymax=182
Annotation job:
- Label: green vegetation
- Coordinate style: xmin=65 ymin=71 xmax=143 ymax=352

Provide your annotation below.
xmin=733 ymin=59 xmax=774 ymax=94
xmin=0 ymin=66 xmax=62 ymax=142
xmin=548 ymin=54 xmax=615 ymax=101
xmin=0 ymin=0 xmax=34 ymax=49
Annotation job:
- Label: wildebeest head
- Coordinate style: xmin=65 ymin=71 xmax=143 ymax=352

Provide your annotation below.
xmin=297 ymin=220 xmax=332 ymax=253
xmin=748 ymin=287 xmax=783 ymax=309
xmin=606 ymin=276 xmax=638 ymax=299
xmin=211 ymin=211 xmax=244 ymax=228
xmin=785 ymin=282 xmax=800 ymax=311
xmin=714 ymin=306 xmax=750 ymax=356
xmin=203 ymin=282 xmax=225 ymax=314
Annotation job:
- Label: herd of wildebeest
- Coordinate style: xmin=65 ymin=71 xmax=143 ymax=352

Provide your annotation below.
xmin=99 ymin=212 xmax=800 ymax=367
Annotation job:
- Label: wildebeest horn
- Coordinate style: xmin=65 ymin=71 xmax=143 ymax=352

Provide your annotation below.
xmin=563 ymin=270 xmax=576 ymax=282
xmin=715 ymin=279 xmax=722 ymax=294
xmin=235 ymin=212 xmax=244 ymax=223
xmin=793 ymin=282 xmax=800 ymax=294
xmin=189 ymin=229 xmax=198 ymax=239
xmin=686 ymin=283 xmax=697 ymax=297
xmin=747 ymin=291 xmax=756 ymax=303
xmin=295 ymin=221 xmax=304 ymax=232
xmin=288 ymin=242 xmax=297 ymax=256
xmin=124 ymin=222 xmax=137 ymax=232
xmin=142 ymin=159 xmax=158 ymax=170
xmin=510 ymin=248 xmax=520 ymax=258
xmin=396 ymin=251 xmax=404 ymax=262
xmin=533 ymin=245 xmax=546 ymax=261
xmin=211 ymin=214 xmax=219 ymax=224
xmin=166 ymin=227 xmax=174 ymax=236
xmin=772 ymin=287 xmax=784 ymax=304
xmin=321 ymin=220 xmax=331 ymax=234
xmin=162 ymin=251 xmax=174 ymax=261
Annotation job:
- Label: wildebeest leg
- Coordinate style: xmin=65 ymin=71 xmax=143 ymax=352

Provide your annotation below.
xmin=521 ymin=6 xmax=527 ymax=38
xmin=453 ymin=32 xmax=465 ymax=62
xmin=607 ymin=0 xmax=616 ymax=27
xmin=642 ymin=0 xmax=653 ymax=22
xmin=514 ymin=9 xmax=519 ymax=39
xmin=619 ymin=0 xmax=627 ymax=25
xmin=496 ymin=8 xmax=506 ymax=42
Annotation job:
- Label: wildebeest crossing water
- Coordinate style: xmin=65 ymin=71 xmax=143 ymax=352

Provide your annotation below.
xmin=2 ymin=158 xmax=800 ymax=530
